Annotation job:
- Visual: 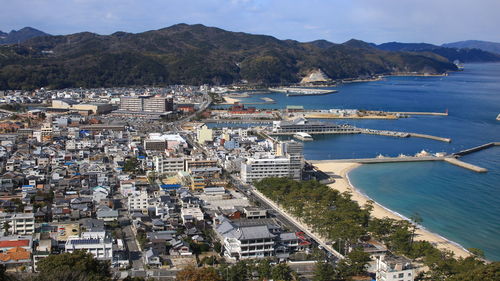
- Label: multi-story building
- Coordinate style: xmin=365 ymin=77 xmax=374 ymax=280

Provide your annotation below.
xmin=128 ymin=190 xmax=151 ymax=214
xmin=376 ymin=255 xmax=415 ymax=281
xmin=240 ymin=155 xmax=290 ymax=183
xmin=196 ymin=124 xmax=213 ymax=144
xmin=276 ymin=141 xmax=304 ymax=180
xmin=119 ymin=96 xmax=144 ymax=111
xmin=154 ymin=156 xmax=185 ymax=174
xmin=65 ymin=231 xmax=113 ymax=260
xmin=214 ymin=216 xmax=275 ymax=260
xmin=120 ymin=96 xmax=173 ymax=113
xmin=0 ymin=213 xmax=35 ymax=235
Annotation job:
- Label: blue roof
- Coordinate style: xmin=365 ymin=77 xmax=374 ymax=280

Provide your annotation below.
xmin=161 ymin=184 xmax=181 ymax=190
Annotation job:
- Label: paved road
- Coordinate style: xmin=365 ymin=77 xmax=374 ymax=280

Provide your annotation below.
xmin=118 ymin=201 xmax=144 ymax=270
xmin=229 ymin=175 xmax=342 ymax=262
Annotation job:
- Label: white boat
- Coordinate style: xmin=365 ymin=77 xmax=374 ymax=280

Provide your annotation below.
xmin=293 ymin=132 xmax=313 ymax=141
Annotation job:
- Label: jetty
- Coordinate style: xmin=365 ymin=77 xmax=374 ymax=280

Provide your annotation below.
xmin=310 ymin=156 xmax=445 ymax=164
xmin=359 ymin=129 xmax=451 ymax=143
xmin=203 ymin=119 xmax=276 ymax=124
xmin=268 ymin=87 xmax=337 ymax=96
xmin=310 ymin=155 xmax=487 ymax=173
xmin=310 ymin=142 xmax=500 ymax=173
xmin=453 ymin=142 xmax=500 ymax=156
xmin=388 ymin=111 xmax=448 ymax=116
xmin=444 ymin=158 xmax=488 ymax=173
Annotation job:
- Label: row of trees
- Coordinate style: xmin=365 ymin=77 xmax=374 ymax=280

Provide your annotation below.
xmin=254 ymin=178 xmax=499 ymax=280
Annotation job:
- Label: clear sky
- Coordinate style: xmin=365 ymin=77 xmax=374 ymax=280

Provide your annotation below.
xmin=1 ymin=0 xmax=499 ymax=44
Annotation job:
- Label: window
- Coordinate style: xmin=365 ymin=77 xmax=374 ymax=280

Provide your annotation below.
xmin=399 ymin=273 xmax=404 ymax=278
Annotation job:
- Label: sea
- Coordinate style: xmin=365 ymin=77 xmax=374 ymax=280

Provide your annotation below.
xmin=210 ymin=63 xmax=500 ymax=260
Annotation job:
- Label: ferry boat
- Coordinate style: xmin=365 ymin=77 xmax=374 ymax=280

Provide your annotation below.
xmin=293 ymin=132 xmax=313 ymax=141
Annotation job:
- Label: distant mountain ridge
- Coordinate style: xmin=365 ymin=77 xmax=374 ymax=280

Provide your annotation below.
xmin=374 ymin=41 xmax=500 ymax=63
xmin=0 ymin=24 xmax=462 ymax=90
xmin=442 ymin=40 xmax=500 ymax=55
xmin=0 ymin=27 xmax=50 ymax=44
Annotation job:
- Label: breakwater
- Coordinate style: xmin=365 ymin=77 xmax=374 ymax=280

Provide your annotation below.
xmin=453 ymin=142 xmax=500 ymax=156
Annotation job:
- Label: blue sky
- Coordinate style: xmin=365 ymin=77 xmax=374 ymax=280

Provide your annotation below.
xmin=1 ymin=0 xmax=499 ymax=44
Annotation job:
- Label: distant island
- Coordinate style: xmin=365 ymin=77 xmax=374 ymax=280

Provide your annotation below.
xmin=0 ymin=24 xmax=499 ymax=90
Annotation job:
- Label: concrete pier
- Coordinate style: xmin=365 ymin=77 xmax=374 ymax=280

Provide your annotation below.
xmin=388 ymin=111 xmax=448 ymax=116
xmin=444 ymin=157 xmax=488 ymax=173
xmin=309 ymin=155 xmax=488 ymax=173
xmin=310 ymin=156 xmax=445 ymax=164
xmin=407 ymin=133 xmax=452 ymax=143
xmin=454 ymin=142 xmax=500 ymax=156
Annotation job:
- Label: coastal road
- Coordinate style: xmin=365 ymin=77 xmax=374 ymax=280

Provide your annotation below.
xmin=229 ymin=175 xmax=342 ymax=261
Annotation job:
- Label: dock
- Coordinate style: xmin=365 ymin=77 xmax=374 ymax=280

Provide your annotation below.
xmin=268 ymin=128 xmax=451 ymax=143
xmin=359 ymin=129 xmax=452 ymax=143
xmin=444 ymin=158 xmax=488 ymax=173
xmin=388 ymin=111 xmax=448 ymax=116
xmin=453 ymin=142 xmax=500 ymax=156
xmin=407 ymin=133 xmax=452 ymax=143
xmin=310 ymin=155 xmax=487 ymax=173
xmin=310 ymin=156 xmax=445 ymax=164
xmin=203 ymin=119 xmax=276 ymax=124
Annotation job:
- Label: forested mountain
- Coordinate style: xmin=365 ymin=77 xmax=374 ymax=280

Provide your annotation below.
xmin=0 ymin=24 xmax=459 ymax=90
xmin=443 ymin=40 xmax=500 ymax=55
xmin=0 ymin=27 xmax=50 ymax=45
xmin=376 ymin=42 xmax=500 ymax=63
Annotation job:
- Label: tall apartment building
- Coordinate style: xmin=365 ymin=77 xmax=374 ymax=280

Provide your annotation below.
xmin=120 ymin=96 xmax=173 ymax=112
xmin=0 ymin=213 xmax=35 ymax=235
xmin=240 ymin=155 xmax=291 ymax=183
xmin=276 ymin=141 xmax=304 ymax=180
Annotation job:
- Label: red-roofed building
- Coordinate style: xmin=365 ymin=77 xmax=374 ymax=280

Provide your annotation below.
xmin=0 ymin=235 xmax=32 ymax=252
xmin=0 ymin=240 xmax=30 ymax=249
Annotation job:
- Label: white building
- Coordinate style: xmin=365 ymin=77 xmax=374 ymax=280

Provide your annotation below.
xmin=180 ymin=207 xmax=204 ymax=224
xmin=128 ymin=190 xmax=151 ymax=214
xmin=65 ymin=231 xmax=113 ymax=260
xmin=214 ymin=216 xmax=275 ymax=260
xmin=196 ymin=124 xmax=213 ymax=144
xmin=376 ymin=256 xmax=414 ymax=281
xmin=240 ymin=155 xmax=291 ymax=183
xmin=0 ymin=213 xmax=35 ymax=235
xmin=154 ymin=155 xmax=185 ymax=174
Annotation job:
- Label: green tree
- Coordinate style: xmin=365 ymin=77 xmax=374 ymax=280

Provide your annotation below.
xmin=410 ymin=213 xmax=423 ymax=248
xmin=271 ymin=263 xmax=294 ymax=281
xmin=35 ymin=251 xmax=112 ymax=281
xmin=313 ymin=261 xmax=336 ymax=281
xmin=256 ymin=259 xmax=272 ymax=280
xmin=123 ymin=157 xmax=139 ymax=173
xmin=176 ymin=265 xmax=222 ymax=281
xmin=336 ymin=249 xmax=371 ymax=278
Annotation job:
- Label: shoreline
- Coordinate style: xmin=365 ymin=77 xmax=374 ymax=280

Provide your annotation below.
xmin=312 ymin=161 xmax=471 ymax=259
xmin=221 ymin=96 xmax=242 ymax=104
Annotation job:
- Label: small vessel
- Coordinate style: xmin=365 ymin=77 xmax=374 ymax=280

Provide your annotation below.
xmin=293 ymin=132 xmax=313 ymax=141
xmin=496 ymin=114 xmax=500 ymax=121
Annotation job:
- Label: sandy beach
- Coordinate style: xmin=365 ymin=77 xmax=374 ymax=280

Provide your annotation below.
xmin=222 ymin=96 xmax=241 ymax=104
xmin=313 ymin=161 xmax=471 ymax=258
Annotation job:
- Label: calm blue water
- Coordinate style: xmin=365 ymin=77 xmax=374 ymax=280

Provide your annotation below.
xmin=216 ymin=63 xmax=500 ymax=260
